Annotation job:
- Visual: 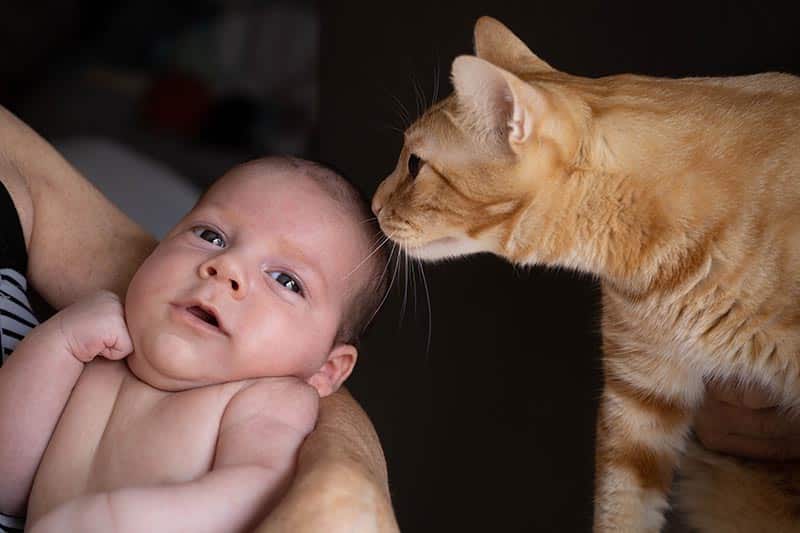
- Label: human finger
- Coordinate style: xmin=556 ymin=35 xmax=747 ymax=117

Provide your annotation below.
xmin=704 ymin=378 xmax=776 ymax=409
xmin=695 ymin=397 xmax=800 ymax=460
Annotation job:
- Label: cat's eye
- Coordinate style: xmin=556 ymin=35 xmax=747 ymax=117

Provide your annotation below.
xmin=408 ymin=153 xmax=423 ymax=179
xmin=192 ymin=226 xmax=226 ymax=248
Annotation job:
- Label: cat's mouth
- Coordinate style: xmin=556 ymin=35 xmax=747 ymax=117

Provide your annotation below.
xmin=407 ymin=236 xmax=457 ymax=250
xmin=400 ymin=236 xmax=465 ymax=260
xmin=380 ymin=219 xmax=473 ymax=260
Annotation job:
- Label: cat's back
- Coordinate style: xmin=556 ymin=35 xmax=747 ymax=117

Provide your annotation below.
xmin=550 ymin=69 xmax=800 ymax=98
xmin=682 ymin=71 xmax=800 ymax=97
xmin=539 ymin=69 xmax=800 ymax=128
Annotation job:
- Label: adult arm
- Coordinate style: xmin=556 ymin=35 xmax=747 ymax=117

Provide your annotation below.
xmin=255 ymin=388 xmax=400 ymax=533
xmin=0 ymin=105 xmax=156 ymax=307
xmin=694 ymin=378 xmax=800 ymax=460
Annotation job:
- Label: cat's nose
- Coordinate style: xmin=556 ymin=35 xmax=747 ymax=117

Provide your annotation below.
xmin=371 ymin=195 xmax=383 ymax=216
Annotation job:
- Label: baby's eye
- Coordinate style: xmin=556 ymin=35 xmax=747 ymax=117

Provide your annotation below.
xmin=269 ymin=271 xmax=304 ymax=296
xmin=408 ymin=153 xmax=423 ymax=179
xmin=192 ymin=227 xmax=226 ymax=248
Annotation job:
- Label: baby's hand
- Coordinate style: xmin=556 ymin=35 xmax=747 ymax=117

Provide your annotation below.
xmin=56 ymin=290 xmax=133 ymax=363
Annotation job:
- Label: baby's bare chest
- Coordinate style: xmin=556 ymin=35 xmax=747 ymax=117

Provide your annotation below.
xmin=90 ymin=382 xmax=231 ymax=490
xmin=29 ymin=361 xmax=240 ymax=522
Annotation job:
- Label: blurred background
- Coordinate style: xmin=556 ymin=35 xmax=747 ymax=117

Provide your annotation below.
xmin=2 ymin=1 xmax=799 ymax=531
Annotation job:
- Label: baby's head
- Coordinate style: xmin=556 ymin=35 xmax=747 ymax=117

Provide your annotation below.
xmin=125 ymin=156 xmax=388 ymax=395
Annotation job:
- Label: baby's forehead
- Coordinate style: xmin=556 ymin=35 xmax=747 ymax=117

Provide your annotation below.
xmin=210 ymin=161 xmax=316 ymax=192
xmin=200 ymin=165 xmax=364 ymax=236
xmin=200 ymin=168 xmax=328 ymax=214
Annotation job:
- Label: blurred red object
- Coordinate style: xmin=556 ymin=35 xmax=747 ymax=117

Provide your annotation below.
xmin=141 ymin=72 xmax=212 ymax=136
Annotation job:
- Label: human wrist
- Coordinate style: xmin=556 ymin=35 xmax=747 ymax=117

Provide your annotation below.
xmin=53 ymin=311 xmax=91 ymax=364
xmin=18 ymin=314 xmax=85 ymax=370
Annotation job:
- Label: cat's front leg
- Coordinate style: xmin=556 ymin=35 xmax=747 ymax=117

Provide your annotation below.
xmin=594 ymin=352 xmax=700 ymax=532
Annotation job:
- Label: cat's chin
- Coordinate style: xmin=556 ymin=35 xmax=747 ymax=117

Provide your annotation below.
xmin=403 ymin=236 xmax=488 ymax=261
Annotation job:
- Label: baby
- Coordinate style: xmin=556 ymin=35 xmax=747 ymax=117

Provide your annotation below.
xmin=0 ymin=157 xmax=388 ymax=532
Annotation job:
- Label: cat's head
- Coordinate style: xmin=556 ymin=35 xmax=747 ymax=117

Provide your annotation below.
xmin=372 ymin=17 xmax=587 ymax=262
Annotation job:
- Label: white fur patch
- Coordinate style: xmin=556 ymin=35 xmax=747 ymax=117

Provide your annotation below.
xmin=595 ymin=468 xmax=670 ymax=532
xmin=406 ymin=235 xmax=490 ymax=261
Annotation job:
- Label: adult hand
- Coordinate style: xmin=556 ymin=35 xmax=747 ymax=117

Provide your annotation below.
xmin=694 ymin=378 xmax=800 ymax=460
xmin=254 ymin=388 xmax=399 ymax=533
xmin=255 ymin=460 xmax=398 ymax=533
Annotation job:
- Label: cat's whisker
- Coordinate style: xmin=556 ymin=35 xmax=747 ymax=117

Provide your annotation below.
xmin=390 ymin=243 xmax=402 ymax=302
xmin=398 ymin=248 xmax=410 ymax=328
xmin=381 ymin=243 xmax=403 ymax=323
xmin=432 ymin=52 xmax=441 ymax=104
xmin=411 ymin=73 xmax=425 ymax=120
xmin=384 ymin=124 xmax=406 ymax=135
xmin=380 ymin=85 xmax=413 ymax=127
xmin=344 ymin=234 xmax=390 ymax=281
xmin=409 ymin=256 xmax=431 ymax=360
xmin=417 ymin=256 xmax=433 ymax=358
xmin=409 ymin=252 xmax=418 ymax=319
xmin=368 ymin=242 xmax=397 ymax=326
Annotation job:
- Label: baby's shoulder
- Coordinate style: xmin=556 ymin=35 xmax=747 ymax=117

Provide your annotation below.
xmin=222 ymin=377 xmax=319 ymax=433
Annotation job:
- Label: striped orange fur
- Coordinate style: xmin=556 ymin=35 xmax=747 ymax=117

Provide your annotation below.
xmin=372 ymin=16 xmax=800 ymax=532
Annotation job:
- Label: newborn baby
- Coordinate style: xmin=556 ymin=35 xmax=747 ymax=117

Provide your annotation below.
xmin=0 ymin=157 xmax=387 ymax=532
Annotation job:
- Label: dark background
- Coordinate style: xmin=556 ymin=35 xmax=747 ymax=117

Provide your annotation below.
xmin=3 ymin=1 xmax=799 ymax=531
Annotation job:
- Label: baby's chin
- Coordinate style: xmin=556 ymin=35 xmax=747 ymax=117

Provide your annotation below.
xmin=126 ymin=333 xmax=219 ymax=392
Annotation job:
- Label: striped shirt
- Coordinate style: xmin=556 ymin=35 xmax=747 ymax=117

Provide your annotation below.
xmin=0 ymin=182 xmax=37 ymax=532
xmin=1 ymin=268 xmax=38 ymax=363
xmin=0 ymin=270 xmax=34 ymax=530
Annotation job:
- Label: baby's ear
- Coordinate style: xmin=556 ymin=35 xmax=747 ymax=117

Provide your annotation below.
xmin=305 ymin=344 xmax=358 ymax=398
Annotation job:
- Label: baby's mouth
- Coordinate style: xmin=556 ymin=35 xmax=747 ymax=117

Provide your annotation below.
xmin=186 ymin=305 xmax=219 ymax=328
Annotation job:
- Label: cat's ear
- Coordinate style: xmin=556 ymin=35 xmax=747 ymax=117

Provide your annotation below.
xmin=451 ymin=55 xmax=547 ymax=152
xmin=473 ymin=16 xmax=554 ymax=74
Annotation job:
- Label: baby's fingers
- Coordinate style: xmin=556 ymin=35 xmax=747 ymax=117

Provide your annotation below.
xmin=99 ymin=331 xmax=134 ymax=360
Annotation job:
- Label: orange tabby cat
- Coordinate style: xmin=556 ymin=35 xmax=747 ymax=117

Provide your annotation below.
xmin=372 ymin=16 xmax=800 ymax=533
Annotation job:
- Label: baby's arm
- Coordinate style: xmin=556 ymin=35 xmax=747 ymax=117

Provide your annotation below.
xmin=0 ymin=291 xmax=131 ymax=516
xmin=30 ymin=377 xmax=318 ymax=533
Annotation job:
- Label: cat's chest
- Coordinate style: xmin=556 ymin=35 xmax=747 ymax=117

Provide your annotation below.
xmin=602 ymin=281 xmax=800 ymax=402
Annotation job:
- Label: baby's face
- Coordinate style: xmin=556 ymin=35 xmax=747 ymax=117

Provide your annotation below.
xmin=124 ymin=165 xmax=369 ymax=391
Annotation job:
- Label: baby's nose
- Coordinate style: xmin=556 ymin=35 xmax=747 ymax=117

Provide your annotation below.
xmin=201 ymin=264 xmax=245 ymax=298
